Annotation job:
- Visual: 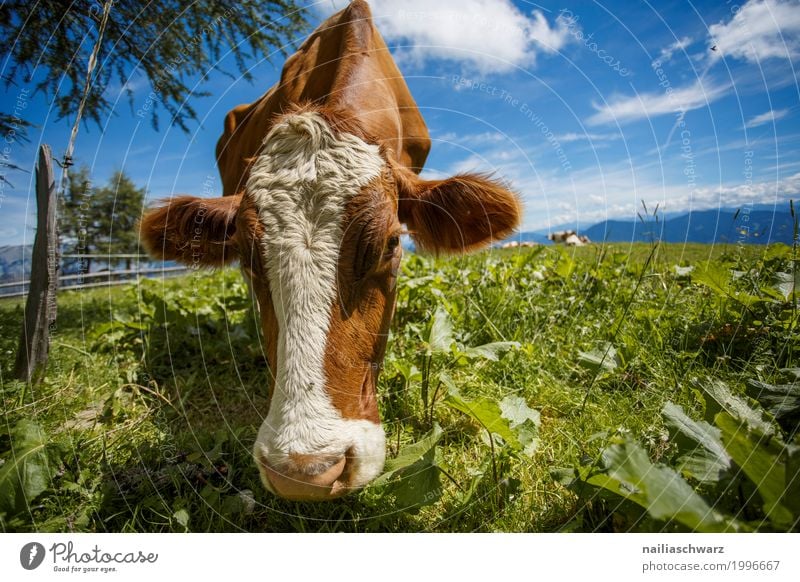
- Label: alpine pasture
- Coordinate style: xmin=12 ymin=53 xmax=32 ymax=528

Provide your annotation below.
xmin=2 ymin=241 xmax=797 ymax=532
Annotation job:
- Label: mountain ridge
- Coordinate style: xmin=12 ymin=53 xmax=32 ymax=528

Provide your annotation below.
xmin=514 ymin=206 xmax=796 ymax=245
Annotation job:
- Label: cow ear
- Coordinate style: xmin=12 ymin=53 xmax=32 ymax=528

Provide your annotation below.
xmin=395 ymin=165 xmax=521 ymax=254
xmin=140 ymin=195 xmax=240 ymax=267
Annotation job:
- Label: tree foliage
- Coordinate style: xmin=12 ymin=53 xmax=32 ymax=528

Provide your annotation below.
xmin=60 ymin=166 xmax=146 ymax=266
xmin=0 ymin=1 xmax=308 ymax=133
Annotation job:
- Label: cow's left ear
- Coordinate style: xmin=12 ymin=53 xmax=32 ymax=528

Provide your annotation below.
xmin=395 ymin=165 xmax=522 ymax=254
xmin=140 ymin=194 xmax=241 ymax=266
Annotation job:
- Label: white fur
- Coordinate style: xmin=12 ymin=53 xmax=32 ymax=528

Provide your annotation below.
xmin=247 ymin=112 xmax=386 ymax=492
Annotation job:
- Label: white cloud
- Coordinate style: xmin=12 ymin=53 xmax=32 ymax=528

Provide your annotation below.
xmin=433 ymin=130 xmax=507 ymax=145
xmin=527 ymin=10 xmax=573 ymax=54
xmin=587 ymin=80 xmax=729 ymax=126
xmin=525 ymin=171 xmax=800 ymax=230
xmin=438 ymin=129 xmax=800 ymax=229
xmin=656 ymin=36 xmax=693 ymax=63
xmin=697 ymin=172 xmax=800 ymax=207
xmin=745 ymin=108 xmax=791 ymax=128
xmin=708 ymin=0 xmax=800 ymax=62
xmin=104 ymin=72 xmax=148 ymax=98
xmin=555 ymin=132 xmax=621 ymax=142
xmin=320 ymin=0 xmax=574 ymax=73
xmin=446 ymin=151 xmax=514 ymax=175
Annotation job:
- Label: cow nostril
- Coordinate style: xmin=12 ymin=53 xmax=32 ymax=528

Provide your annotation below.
xmin=258 ymin=453 xmax=348 ymax=501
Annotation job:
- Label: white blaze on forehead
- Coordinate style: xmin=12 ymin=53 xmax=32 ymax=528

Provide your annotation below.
xmin=247 ymin=111 xmax=386 ymax=489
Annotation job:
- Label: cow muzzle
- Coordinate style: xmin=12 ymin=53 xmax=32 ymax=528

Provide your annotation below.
xmin=256 ymin=451 xmax=350 ymax=501
xmin=253 ymin=419 xmax=386 ymax=501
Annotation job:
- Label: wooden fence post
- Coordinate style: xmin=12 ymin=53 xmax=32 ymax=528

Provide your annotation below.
xmin=14 ymin=144 xmax=58 ymax=383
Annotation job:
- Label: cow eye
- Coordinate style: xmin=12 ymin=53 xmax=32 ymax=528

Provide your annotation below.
xmin=386 ymin=235 xmax=400 ymax=253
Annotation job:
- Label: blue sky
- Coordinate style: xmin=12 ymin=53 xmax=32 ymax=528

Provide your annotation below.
xmin=1 ymin=0 xmax=799 ymax=246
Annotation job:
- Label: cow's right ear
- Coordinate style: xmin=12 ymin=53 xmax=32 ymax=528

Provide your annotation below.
xmin=393 ymin=163 xmax=521 ymax=255
xmin=140 ymin=195 xmax=241 ymax=267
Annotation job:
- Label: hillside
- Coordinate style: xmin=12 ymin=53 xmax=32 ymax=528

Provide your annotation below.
xmin=582 ymin=208 xmax=795 ymax=244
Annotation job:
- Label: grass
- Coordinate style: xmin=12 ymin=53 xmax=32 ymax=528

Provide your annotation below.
xmin=1 ymin=242 xmax=797 ymax=532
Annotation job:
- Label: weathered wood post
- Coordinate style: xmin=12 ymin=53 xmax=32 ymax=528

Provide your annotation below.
xmin=14 ymin=144 xmax=58 ymax=382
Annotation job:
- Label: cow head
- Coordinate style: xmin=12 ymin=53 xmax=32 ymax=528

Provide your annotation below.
xmin=140 ymin=106 xmax=521 ymax=500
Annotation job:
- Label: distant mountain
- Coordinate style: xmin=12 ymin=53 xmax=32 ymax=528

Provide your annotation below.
xmin=583 ymin=208 xmax=795 ymax=245
xmin=503 ymin=231 xmax=552 ymax=246
xmin=0 ymin=244 xmax=32 ymax=283
xmin=513 ymin=207 xmax=796 ymax=246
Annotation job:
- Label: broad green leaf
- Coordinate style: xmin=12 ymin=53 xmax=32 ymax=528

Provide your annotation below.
xmin=500 ymin=395 xmax=541 ymax=456
xmin=386 ymin=457 xmax=441 ymax=509
xmin=427 ymin=306 xmax=454 ymax=353
xmin=444 ymin=392 xmax=517 ymax=447
xmin=372 ymin=425 xmax=444 ymax=509
xmin=462 ymin=341 xmax=521 ymax=361
xmin=662 ymin=402 xmax=731 ymax=484
xmin=393 ymin=361 xmax=421 ymax=385
xmin=578 ymin=342 xmax=620 ymax=372
xmin=600 ymin=438 xmax=737 ymax=532
xmin=771 ymin=271 xmax=799 ymax=301
xmin=0 ymin=421 xmax=53 ymax=517
xmin=552 ymin=467 xmax=651 ymax=528
xmin=692 ymin=262 xmax=732 ymax=296
xmin=715 ymin=413 xmax=793 ymax=528
xmin=445 ymin=391 xmax=540 ymax=455
xmin=500 ymin=395 xmax=541 ymax=428
xmin=697 ymin=378 xmax=775 ymax=436
xmin=693 ymin=263 xmax=761 ymax=306
xmin=372 ymin=424 xmax=443 ymax=487
xmin=172 ymin=508 xmax=190 ymax=530
xmin=746 ymin=379 xmax=800 ymax=423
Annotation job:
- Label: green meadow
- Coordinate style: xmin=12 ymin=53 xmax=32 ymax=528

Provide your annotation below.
xmin=1 ymin=242 xmax=798 ymax=532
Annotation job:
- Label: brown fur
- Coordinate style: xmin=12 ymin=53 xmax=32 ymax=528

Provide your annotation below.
xmin=214 ymin=0 xmax=430 ymax=197
xmin=323 ymin=178 xmax=399 ymax=422
xmin=140 ymin=195 xmax=241 ymax=266
xmin=394 ymin=163 xmax=522 ymax=254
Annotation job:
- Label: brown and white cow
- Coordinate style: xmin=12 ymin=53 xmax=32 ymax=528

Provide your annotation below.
xmin=140 ymin=1 xmax=521 ymax=501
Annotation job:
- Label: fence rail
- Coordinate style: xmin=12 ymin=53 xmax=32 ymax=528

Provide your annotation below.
xmin=1 ymin=264 xmax=189 ymax=297
xmin=61 ymin=253 xmax=148 ymax=259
